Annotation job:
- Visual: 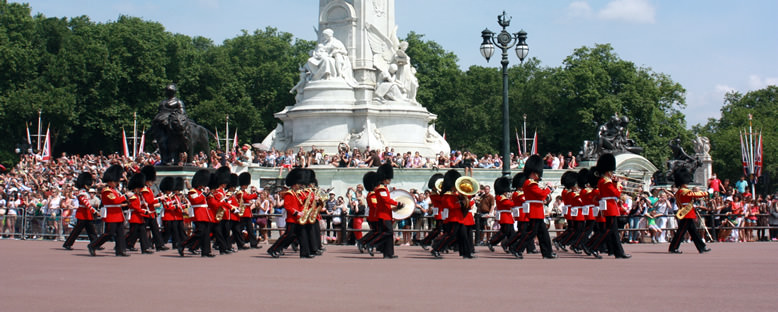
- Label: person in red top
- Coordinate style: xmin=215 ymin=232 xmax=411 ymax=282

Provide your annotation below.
xmin=159 ymin=177 xmax=183 ymax=250
xmin=574 ymin=169 xmax=601 ymax=258
xmin=357 ymin=171 xmax=379 ymax=253
xmin=430 ymin=169 xmax=475 ymax=259
xmin=237 ymin=172 xmax=260 ymax=249
xmin=208 ymin=166 xmax=233 ymax=255
xmin=89 ymin=165 xmax=130 ymax=257
xmin=267 ymin=168 xmax=313 ymax=258
xmin=223 ymin=173 xmax=246 ymax=250
xmin=62 ymin=172 xmax=98 ymax=250
xmin=591 ymin=153 xmax=631 ymax=259
xmin=553 ymin=171 xmax=578 ymax=252
xmin=139 ymin=166 xmax=166 ymax=251
xmin=487 ymin=176 xmax=515 ymax=253
xmin=513 ymin=155 xmax=556 ymax=259
xmin=367 ymin=163 xmax=401 ymax=259
xmin=125 ymin=173 xmax=154 ymax=254
xmin=419 ymin=173 xmax=444 ymax=250
xmin=179 ymin=169 xmax=216 ymax=257
xmin=668 ymin=168 xmax=711 ymax=254
xmin=505 ymin=172 xmax=537 ymax=256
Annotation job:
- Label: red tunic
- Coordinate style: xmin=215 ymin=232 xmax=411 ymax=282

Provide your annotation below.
xmin=74 ymin=190 xmax=94 ymax=221
xmin=127 ymin=192 xmax=144 ymax=224
xmin=440 ymin=192 xmax=466 ymax=223
xmin=101 ymin=187 xmax=127 ymax=223
xmin=374 ymin=185 xmax=398 ymax=221
xmin=523 ymin=179 xmax=551 ymax=220
xmin=428 ymin=194 xmax=442 ymax=221
xmin=675 ymin=187 xmax=708 ymax=220
xmin=282 ymin=190 xmax=304 ymax=224
xmin=597 ymin=177 xmax=621 ymax=217
xmin=512 ymin=191 xmax=527 ymax=222
xmin=140 ymin=186 xmax=159 ymax=218
xmin=161 ymin=195 xmax=177 ymax=222
xmin=366 ymin=191 xmax=378 ymax=222
xmin=240 ymin=190 xmax=258 ymax=218
xmin=207 ymin=188 xmax=231 ymax=224
xmin=226 ymin=194 xmax=241 ymax=222
xmin=187 ymin=188 xmax=213 ymax=223
xmin=580 ymin=188 xmax=596 ymax=221
xmin=496 ymin=195 xmax=516 ymax=225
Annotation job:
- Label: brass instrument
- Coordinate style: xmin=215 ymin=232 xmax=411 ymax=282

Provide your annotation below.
xmin=298 ymin=188 xmax=317 ymax=225
xmin=236 ymin=190 xmax=245 ymax=216
xmin=455 ymin=176 xmax=480 ymax=196
xmin=434 ymin=178 xmax=444 ymax=193
xmin=213 ymin=191 xmax=232 ymax=222
xmin=307 ymin=187 xmax=332 ymax=224
xmin=676 ymin=203 xmax=694 ymax=219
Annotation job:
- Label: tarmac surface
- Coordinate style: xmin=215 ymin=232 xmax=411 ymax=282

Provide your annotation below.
xmin=1 ymin=239 xmax=776 ymax=312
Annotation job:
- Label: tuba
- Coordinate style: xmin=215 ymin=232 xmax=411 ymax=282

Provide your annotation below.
xmin=455 ymin=176 xmax=480 ymax=196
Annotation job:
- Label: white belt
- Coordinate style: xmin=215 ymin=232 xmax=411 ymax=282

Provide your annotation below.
xmin=562 ymin=205 xmax=569 ymax=215
xmin=601 ymin=197 xmax=618 ymax=201
xmin=570 ymin=206 xmax=582 ymax=217
xmin=242 ymin=203 xmax=252 ymax=206
xmin=191 ymin=204 xmax=208 ymax=208
xmin=511 ymin=206 xmax=522 ymax=217
xmin=525 ymin=200 xmax=543 ymax=204
xmin=104 ymin=204 xmax=122 ymax=208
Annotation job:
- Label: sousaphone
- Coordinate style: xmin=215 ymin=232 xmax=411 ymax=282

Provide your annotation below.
xmin=455 ymin=176 xmax=480 ymax=196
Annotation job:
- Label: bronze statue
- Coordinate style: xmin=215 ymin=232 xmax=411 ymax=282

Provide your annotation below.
xmin=149 ymin=84 xmax=211 ymax=165
xmin=580 ymin=114 xmax=643 ymax=160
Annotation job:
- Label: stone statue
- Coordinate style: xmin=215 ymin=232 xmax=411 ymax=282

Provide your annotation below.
xmin=290 ymin=66 xmax=310 ymax=103
xmin=366 ymin=23 xmax=420 ymax=103
xmin=303 ymin=28 xmax=357 ymax=87
xmin=580 ymin=114 xmax=643 ymax=160
xmin=149 ymin=84 xmax=211 ymax=165
xmin=693 ymin=135 xmax=711 ymax=156
xmin=374 ymin=64 xmax=405 ymax=101
xmin=394 ymin=41 xmax=419 ymax=103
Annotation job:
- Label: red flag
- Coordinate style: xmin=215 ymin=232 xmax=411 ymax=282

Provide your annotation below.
xmin=233 ymin=128 xmax=238 ymax=151
xmin=530 ymin=130 xmax=538 ymax=155
xmin=755 ymin=131 xmax=763 ymax=178
xmin=138 ymin=130 xmax=145 ymax=155
xmin=515 ymin=128 xmax=522 ymax=155
xmin=41 ymin=125 xmax=51 ymax=162
xmin=740 ymin=131 xmax=748 ymax=176
xmin=122 ymin=128 xmax=130 ymax=158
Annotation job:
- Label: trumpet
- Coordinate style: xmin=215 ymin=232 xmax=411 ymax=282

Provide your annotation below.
xmin=614 ymin=174 xmax=644 ymax=184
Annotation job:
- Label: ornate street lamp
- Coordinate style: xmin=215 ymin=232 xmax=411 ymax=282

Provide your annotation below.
xmin=480 ymin=11 xmax=528 ymax=177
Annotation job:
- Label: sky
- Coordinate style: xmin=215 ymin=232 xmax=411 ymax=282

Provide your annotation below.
xmin=12 ymin=0 xmax=778 ymax=127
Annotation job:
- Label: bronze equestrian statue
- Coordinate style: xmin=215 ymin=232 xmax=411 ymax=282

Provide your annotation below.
xmin=150 ymin=84 xmax=211 ymax=165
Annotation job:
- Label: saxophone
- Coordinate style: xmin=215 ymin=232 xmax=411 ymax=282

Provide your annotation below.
xmin=214 ymin=191 xmax=232 ymax=222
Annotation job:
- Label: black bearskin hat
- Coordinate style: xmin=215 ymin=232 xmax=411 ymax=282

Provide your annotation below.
xmin=512 ymin=172 xmax=527 ymax=190
xmin=587 ymin=167 xmax=599 ymax=188
xmin=561 ymin=171 xmax=578 ymax=189
xmin=127 ymin=173 xmax=146 ymax=190
xmin=363 ymin=171 xmax=379 ymax=192
xmin=102 ymin=165 xmax=124 ymax=183
xmin=523 ymin=154 xmax=544 ymax=178
xmin=494 ymin=176 xmax=512 ymax=195
xmin=595 ymin=153 xmax=616 ymax=175
xmin=174 ymin=177 xmax=185 ymax=191
xmin=377 ymin=163 xmax=394 ymax=181
xmin=191 ymin=169 xmax=211 ymax=188
xmin=285 ymin=168 xmax=306 ymax=187
xmin=141 ymin=165 xmax=156 ymax=182
xmin=577 ymin=168 xmax=590 ymax=189
xmin=76 ymin=172 xmax=94 ymax=189
xmin=673 ymin=167 xmax=693 ymax=187
xmin=306 ymin=169 xmax=318 ymax=186
xmin=159 ymin=177 xmax=174 ymax=192
xmin=442 ymin=169 xmax=461 ymax=192
xmin=228 ymin=173 xmax=239 ymax=189
xmin=427 ymin=173 xmax=444 ymax=192
xmin=215 ymin=166 xmax=231 ymax=186
xmin=239 ymin=172 xmax=251 ymax=186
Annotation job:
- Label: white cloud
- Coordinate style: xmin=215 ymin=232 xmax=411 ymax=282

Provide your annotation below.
xmin=597 ymin=0 xmax=656 ymax=24
xmin=567 ymin=1 xmax=593 ymax=18
xmin=714 ymin=84 xmax=736 ymax=96
xmin=748 ymin=75 xmax=778 ymax=90
xmin=199 ymin=0 xmax=219 ymax=9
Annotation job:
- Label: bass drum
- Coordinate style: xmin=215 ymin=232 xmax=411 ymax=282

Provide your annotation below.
xmin=390 ymin=189 xmax=416 ymax=220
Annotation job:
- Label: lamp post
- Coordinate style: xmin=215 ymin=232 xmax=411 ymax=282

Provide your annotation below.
xmin=480 ymin=11 xmax=528 ymax=177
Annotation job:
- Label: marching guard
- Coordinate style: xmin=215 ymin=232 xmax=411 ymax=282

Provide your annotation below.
xmin=88 ymin=165 xmax=129 ymax=257
xmin=590 ymin=153 xmax=631 ymax=259
xmin=367 ymin=163 xmax=401 ymax=259
xmin=487 ymin=176 xmax=515 ymax=253
xmin=62 ymin=172 xmax=98 ymax=250
xmin=668 ymin=168 xmax=711 ymax=254
xmin=418 ymin=173 xmax=444 ymax=250
xmin=512 ymin=155 xmax=556 ymax=259
xmin=208 ymin=167 xmax=233 ymax=255
xmin=356 ymin=172 xmax=379 ymax=253
xmin=125 ymin=173 xmax=154 ymax=254
xmin=267 ymin=168 xmax=314 ymax=258
xmin=237 ymin=172 xmax=260 ymax=249
xmin=179 ymin=169 xmax=216 ymax=257
xmin=160 ymin=176 xmax=184 ymax=249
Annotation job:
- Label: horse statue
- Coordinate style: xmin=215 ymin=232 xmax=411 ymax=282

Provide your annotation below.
xmin=149 ymin=84 xmax=211 ymax=165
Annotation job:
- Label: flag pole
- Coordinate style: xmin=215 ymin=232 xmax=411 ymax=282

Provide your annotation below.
xmin=36 ymin=110 xmax=42 ymax=152
xmin=225 ymin=115 xmax=230 ymax=153
xmin=132 ymin=112 xmax=137 ymax=159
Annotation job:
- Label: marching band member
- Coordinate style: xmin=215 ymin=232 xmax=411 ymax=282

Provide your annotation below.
xmin=559 ymin=171 xmax=585 ymax=253
xmin=62 ymin=172 xmax=98 ymax=250
xmin=173 ymin=178 xmax=189 ymax=247
xmin=513 ymin=155 xmax=556 ymax=259
xmin=418 ymin=173 xmax=444 ymax=250
xmin=89 ymin=165 xmax=129 ymax=257
xmin=430 ymin=169 xmax=474 ymax=259
xmin=504 ymin=172 xmax=531 ymax=257
xmin=125 ymin=173 xmax=154 ymax=254
xmin=590 ymin=153 xmax=631 ymax=259
xmin=141 ymin=166 xmax=166 ymax=251
xmin=487 ymin=176 xmax=515 ymax=253
xmin=305 ymin=169 xmax=325 ymax=256
xmin=225 ymin=173 xmax=246 ymax=250
xmin=357 ymin=171 xmax=379 ymax=253
xmin=237 ymin=172 xmax=260 ymax=249
xmin=552 ymin=172 xmax=576 ymax=252
xmin=368 ymin=163 xmax=401 ymax=259
xmin=573 ymin=168 xmax=600 ymax=258
xmin=668 ymin=168 xmax=711 ymax=254
xmin=209 ymin=167 xmax=233 ymax=255
xmin=179 ymin=169 xmax=215 ymax=257
xmin=160 ymin=177 xmax=183 ymax=249
xmin=267 ymin=168 xmax=313 ymax=258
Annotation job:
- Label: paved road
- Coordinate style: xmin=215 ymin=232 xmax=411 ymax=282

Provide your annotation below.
xmin=1 ymin=240 xmax=776 ymax=311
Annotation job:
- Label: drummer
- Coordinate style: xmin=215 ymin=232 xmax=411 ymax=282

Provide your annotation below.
xmin=367 ymin=163 xmax=402 ymax=259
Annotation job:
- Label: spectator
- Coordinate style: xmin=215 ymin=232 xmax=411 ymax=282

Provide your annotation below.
xmin=769 ymin=197 xmax=778 ymax=241
xmin=653 ymin=190 xmax=672 ymax=243
xmin=708 ymin=173 xmax=722 ymax=195
xmin=735 ymin=176 xmax=748 ymax=195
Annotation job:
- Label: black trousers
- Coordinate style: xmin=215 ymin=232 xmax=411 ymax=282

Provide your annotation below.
xmin=373 ymin=220 xmax=395 ymax=257
xmin=421 ymin=219 xmax=443 ymax=246
xmin=126 ymin=222 xmax=151 ymax=251
xmin=554 ymin=220 xmax=574 ymax=243
xmin=574 ymin=220 xmax=595 ymax=248
xmin=91 ymin=222 xmax=126 ymax=255
xmin=432 ymin=222 xmax=454 ymax=252
xmin=308 ymin=221 xmax=322 ymax=252
xmin=239 ymin=217 xmax=258 ymax=247
xmin=162 ymin=220 xmax=184 ymax=248
xmin=359 ymin=220 xmax=380 ymax=246
xmin=669 ymin=218 xmax=707 ymax=252
xmin=270 ymin=223 xmax=310 ymax=257
xmin=562 ymin=220 xmax=584 ymax=246
xmin=507 ymin=221 xmax=536 ymax=252
xmin=127 ymin=217 xmax=164 ymax=249
xmin=592 ymin=217 xmax=626 ymax=257
xmin=182 ymin=221 xmax=213 ymax=256
xmin=489 ymin=223 xmax=516 ymax=248
xmin=516 ymin=219 xmax=553 ymax=257
xmin=63 ymin=219 xmax=97 ymax=247
xmin=229 ymin=220 xmax=246 ymax=247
